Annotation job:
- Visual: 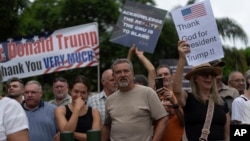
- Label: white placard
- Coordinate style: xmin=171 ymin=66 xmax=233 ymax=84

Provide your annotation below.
xmin=171 ymin=0 xmax=224 ymax=66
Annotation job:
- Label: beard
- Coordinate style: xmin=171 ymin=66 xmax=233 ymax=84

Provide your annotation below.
xmin=118 ymin=79 xmax=129 ymax=88
xmin=56 ymin=93 xmax=67 ymax=100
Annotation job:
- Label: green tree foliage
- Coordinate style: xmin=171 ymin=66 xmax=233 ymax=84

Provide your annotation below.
xmin=1 ymin=0 xmax=249 ymax=100
xmin=17 ymin=0 xmax=158 ymax=100
xmin=221 ymin=46 xmax=249 ymax=84
xmin=243 ymin=47 xmax=250 ymax=67
xmin=216 ymin=18 xmax=248 ymax=45
xmin=0 ymin=0 xmax=30 ymax=40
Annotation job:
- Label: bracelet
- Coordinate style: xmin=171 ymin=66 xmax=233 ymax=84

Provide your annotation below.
xmin=172 ymin=104 xmax=179 ymax=109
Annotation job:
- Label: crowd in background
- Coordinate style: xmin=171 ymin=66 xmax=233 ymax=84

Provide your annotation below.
xmin=1 ymin=41 xmax=250 ymax=141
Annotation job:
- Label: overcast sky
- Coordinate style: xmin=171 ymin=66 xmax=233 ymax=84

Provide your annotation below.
xmin=154 ymin=0 xmax=249 ymax=49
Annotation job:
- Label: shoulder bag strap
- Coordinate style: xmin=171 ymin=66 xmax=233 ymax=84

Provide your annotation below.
xmin=199 ymin=97 xmax=215 ymax=141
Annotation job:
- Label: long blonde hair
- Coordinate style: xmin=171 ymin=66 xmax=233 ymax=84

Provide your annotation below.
xmin=189 ymin=76 xmax=224 ymax=105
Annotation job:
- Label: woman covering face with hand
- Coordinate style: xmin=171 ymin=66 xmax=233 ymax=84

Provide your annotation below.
xmin=55 ymin=75 xmax=101 ymax=141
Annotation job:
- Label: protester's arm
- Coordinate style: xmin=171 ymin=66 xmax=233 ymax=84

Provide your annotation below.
xmin=101 ymin=124 xmax=111 ymax=141
xmin=135 ymin=48 xmax=156 ymax=88
xmin=169 ymin=93 xmax=184 ymax=126
xmin=7 ymin=129 xmax=29 ymax=141
xmin=127 ymin=45 xmax=136 ymax=61
xmin=174 ymin=105 xmax=185 ymax=126
xmin=55 ymin=105 xmax=79 ymax=132
xmin=172 ymin=41 xmax=190 ymax=107
xmin=224 ymin=113 xmax=230 ymax=141
xmin=91 ymin=108 xmax=102 ymax=130
xmin=55 ymin=97 xmax=86 ymax=140
xmin=152 ymin=116 xmax=168 ymax=141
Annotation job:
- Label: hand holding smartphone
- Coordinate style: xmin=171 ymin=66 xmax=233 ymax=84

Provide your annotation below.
xmin=155 ymin=77 xmax=164 ymax=90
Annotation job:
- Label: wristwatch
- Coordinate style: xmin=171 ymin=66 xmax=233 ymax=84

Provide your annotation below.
xmin=172 ymin=104 xmax=179 ymax=109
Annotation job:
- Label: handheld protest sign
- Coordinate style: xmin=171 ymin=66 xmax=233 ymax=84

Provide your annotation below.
xmin=110 ymin=0 xmax=167 ymax=53
xmin=171 ymin=0 xmax=224 ymax=66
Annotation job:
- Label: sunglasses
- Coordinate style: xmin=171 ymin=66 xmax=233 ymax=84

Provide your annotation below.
xmin=231 ymin=79 xmax=245 ymax=83
xmin=198 ymin=71 xmax=217 ymax=78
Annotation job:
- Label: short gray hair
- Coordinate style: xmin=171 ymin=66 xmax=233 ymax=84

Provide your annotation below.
xmin=111 ymin=58 xmax=134 ymax=72
xmin=25 ymin=80 xmax=42 ymax=92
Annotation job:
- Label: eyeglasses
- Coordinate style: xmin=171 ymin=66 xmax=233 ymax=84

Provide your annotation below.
xmin=53 ymin=77 xmax=67 ymax=83
xmin=198 ymin=71 xmax=217 ymax=78
xmin=231 ymin=79 xmax=245 ymax=83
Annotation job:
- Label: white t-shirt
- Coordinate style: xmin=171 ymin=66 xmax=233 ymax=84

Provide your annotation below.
xmin=231 ymin=95 xmax=248 ymax=122
xmin=0 ymin=97 xmax=29 ymax=141
xmin=242 ymin=100 xmax=250 ymax=124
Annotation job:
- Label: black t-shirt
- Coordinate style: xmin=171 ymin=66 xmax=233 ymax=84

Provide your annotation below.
xmin=184 ymin=93 xmax=228 ymax=141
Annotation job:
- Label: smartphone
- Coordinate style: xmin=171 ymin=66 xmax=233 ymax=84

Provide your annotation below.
xmin=155 ymin=77 xmax=164 ymax=89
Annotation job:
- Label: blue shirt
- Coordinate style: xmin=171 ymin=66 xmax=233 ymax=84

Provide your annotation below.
xmin=22 ymin=101 xmax=58 ymax=141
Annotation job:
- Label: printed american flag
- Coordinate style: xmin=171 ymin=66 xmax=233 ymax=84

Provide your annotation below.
xmin=181 ymin=3 xmax=207 ymax=21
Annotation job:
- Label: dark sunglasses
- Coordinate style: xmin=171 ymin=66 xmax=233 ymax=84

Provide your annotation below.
xmin=198 ymin=71 xmax=217 ymax=78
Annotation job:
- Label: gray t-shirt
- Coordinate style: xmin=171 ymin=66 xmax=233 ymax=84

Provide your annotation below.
xmin=104 ymin=85 xmax=167 ymax=141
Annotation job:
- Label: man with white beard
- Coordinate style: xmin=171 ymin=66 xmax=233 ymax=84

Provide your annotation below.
xmin=50 ymin=77 xmax=72 ymax=106
xmin=101 ymin=58 xmax=167 ymax=141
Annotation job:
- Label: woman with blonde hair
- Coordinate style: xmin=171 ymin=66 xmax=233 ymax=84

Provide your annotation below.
xmin=172 ymin=41 xmax=230 ymax=141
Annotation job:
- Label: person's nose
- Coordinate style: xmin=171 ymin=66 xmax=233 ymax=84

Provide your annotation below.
xmin=239 ymin=80 xmax=244 ymax=83
xmin=120 ymin=71 xmax=127 ymax=76
xmin=25 ymin=92 xmax=33 ymax=97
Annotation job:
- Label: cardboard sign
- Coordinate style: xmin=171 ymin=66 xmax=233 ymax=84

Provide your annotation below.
xmin=110 ymin=0 xmax=167 ymax=53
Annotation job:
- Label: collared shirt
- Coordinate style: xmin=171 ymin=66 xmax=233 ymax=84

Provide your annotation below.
xmin=87 ymin=91 xmax=107 ymax=124
xmin=22 ymin=101 xmax=57 ymax=141
xmin=219 ymin=83 xmax=240 ymax=114
xmin=50 ymin=94 xmax=72 ymax=107
xmin=219 ymin=83 xmax=240 ymax=99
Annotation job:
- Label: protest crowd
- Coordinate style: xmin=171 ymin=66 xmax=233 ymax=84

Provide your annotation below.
xmin=2 ymin=39 xmax=250 ymax=141
xmin=1 ymin=1 xmax=250 ymax=141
